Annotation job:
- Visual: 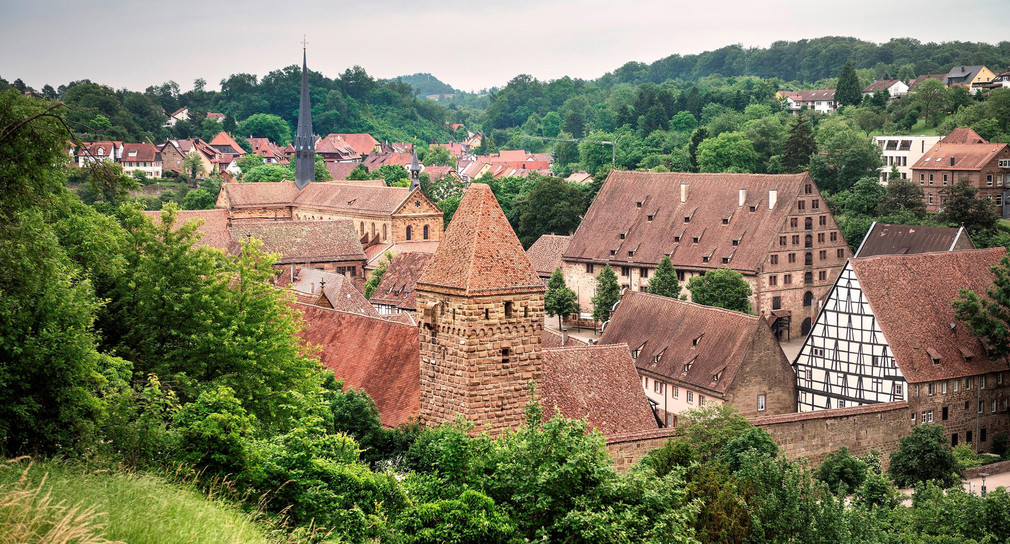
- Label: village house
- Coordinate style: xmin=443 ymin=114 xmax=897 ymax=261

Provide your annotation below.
xmin=164 ymin=107 xmax=189 ymax=127
xmin=943 ymin=65 xmax=995 ymax=90
xmin=779 ymin=90 xmax=837 ymax=114
xmin=369 ymin=252 xmax=432 ymax=317
xmin=862 ymin=79 xmax=909 ymax=101
xmin=324 ymin=133 xmax=380 ymax=157
xmin=909 ymin=128 xmax=1010 ymax=216
xmin=526 ymin=234 xmax=572 ymax=284
xmin=874 ymin=135 xmax=942 ymax=184
xmin=599 ymin=291 xmax=797 ymax=425
xmin=119 ymin=142 xmax=162 ymax=178
xmin=315 ymin=135 xmax=362 ymax=162
xmin=207 ymin=131 xmax=245 ymax=175
xmin=792 ymin=248 xmax=1010 ymax=451
xmin=159 ymin=138 xmax=217 ymax=177
xmin=562 ymin=171 xmax=851 ymax=339
xmin=247 ymin=137 xmax=289 ymax=165
xmin=853 ymin=222 xmax=974 ymax=258
xmin=75 ymin=140 xmax=123 ymax=166
xmin=281 ymin=266 xmax=377 ymax=316
xmin=229 ymin=220 xmax=366 ymax=280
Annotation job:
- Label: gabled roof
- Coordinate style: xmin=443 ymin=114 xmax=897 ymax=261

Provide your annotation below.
xmin=541 ymin=328 xmax=588 ymax=349
xmin=540 ymin=344 xmax=659 ymax=437
xmin=566 ymin=171 xmax=594 ymax=184
xmin=143 ymin=208 xmax=231 ymax=250
xmin=285 ymin=267 xmax=377 ymax=317
xmin=364 ymin=240 xmax=440 ymax=269
xmin=781 ymin=89 xmax=835 ymax=102
xmin=430 ymin=142 xmax=465 ymax=157
xmin=945 ymin=65 xmax=987 ymax=84
xmin=854 ymin=222 xmax=974 ymax=258
xmin=369 ymin=252 xmax=432 ymax=312
xmin=296 ymin=304 xmax=419 ymax=427
xmin=598 ymin=291 xmax=765 ymax=396
xmin=910 ymin=73 xmax=946 ymax=87
xmin=363 ymin=152 xmax=413 ymax=171
xmin=218 ymin=180 xmax=300 ymax=207
xmin=850 ymin=248 xmax=1009 ymax=383
xmin=209 ymin=132 xmax=245 ymax=155
xmin=229 ymin=220 xmax=365 ymax=264
xmin=121 ymin=142 xmax=160 ymax=163
xmin=420 ymin=165 xmax=456 ymax=181
xmin=294 ymin=183 xmax=411 ymax=214
xmin=912 ymin=131 xmax=1007 ymax=171
xmin=417 ymin=183 xmax=543 ymax=296
xmin=863 ymin=79 xmax=901 ymax=93
xmin=324 ymin=133 xmax=379 ymax=156
xmin=325 ymin=161 xmax=363 ymax=180
xmin=563 ymin=170 xmax=810 ymax=273
xmin=940 ymin=128 xmax=987 ymax=145
xmin=526 ymin=234 xmax=571 ymax=278
xmin=315 ymin=135 xmax=361 ymax=160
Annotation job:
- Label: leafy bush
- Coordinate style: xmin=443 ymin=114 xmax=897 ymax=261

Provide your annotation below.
xmin=889 ymin=424 xmax=961 ymax=488
xmin=817 ymin=447 xmax=868 ymax=494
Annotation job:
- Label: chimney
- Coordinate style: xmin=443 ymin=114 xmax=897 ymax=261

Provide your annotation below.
xmin=680 ymin=182 xmax=688 ymax=203
xmin=561 ymin=328 xmax=569 ymax=346
xmin=739 ymin=188 xmax=747 ymax=207
xmin=768 ymin=189 xmax=778 ymax=210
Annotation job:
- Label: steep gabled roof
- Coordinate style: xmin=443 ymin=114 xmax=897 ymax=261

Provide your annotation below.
xmin=229 ymin=220 xmax=364 ymax=264
xmin=912 ymin=131 xmax=1007 ymax=171
xmin=209 ymin=132 xmax=245 ymax=155
xmin=599 ymin=290 xmax=764 ymax=395
xmin=540 ymin=344 xmax=659 ymax=437
xmin=370 ymin=252 xmax=433 ymax=312
xmin=782 ymin=89 xmax=835 ymax=102
xmin=285 ymin=267 xmax=377 ymax=317
xmin=526 ymin=234 xmax=571 ymax=278
xmin=417 ymin=183 xmax=543 ymax=296
xmin=851 ymin=248 xmax=1009 ymax=383
xmin=855 ymin=222 xmax=974 ymax=258
xmin=325 ymin=162 xmax=362 ymax=180
xmin=863 ymin=79 xmax=901 ymax=93
xmin=121 ymin=142 xmax=160 ymax=163
xmin=143 ymin=208 xmax=231 ymax=250
xmin=218 ymin=180 xmax=300 ymax=207
xmin=564 ymin=171 xmax=809 ymax=273
xmin=296 ymin=304 xmax=419 ymax=427
xmin=324 ymin=133 xmax=379 ymax=156
xmin=940 ymin=128 xmax=987 ymax=145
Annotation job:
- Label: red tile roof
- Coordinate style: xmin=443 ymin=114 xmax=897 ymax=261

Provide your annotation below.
xmin=526 ymin=234 xmax=571 ymax=278
xmin=941 ymin=128 xmax=987 ymax=145
xmin=430 ymin=142 xmax=465 ymax=157
xmin=315 ymin=135 xmax=361 ymax=161
xmin=850 ymin=248 xmax=1009 ymax=383
xmin=417 ymin=183 xmax=544 ymax=296
xmin=912 ymin=135 xmax=1007 ymax=171
xmin=541 ymin=328 xmax=588 ymax=349
xmin=325 ymin=162 xmax=363 ymax=180
xmin=229 ymin=220 xmax=365 ymax=264
xmin=121 ymin=142 xmax=160 ymax=163
xmin=324 ymin=133 xmax=379 ymax=156
xmin=295 ymin=183 xmax=411 ymax=214
xmin=364 ymin=241 xmax=440 ymax=269
xmin=370 ymin=252 xmax=432 ymax=312
xmin=781 ymin=89 xmax=835 ymax=102
xmin=363 ymin=152 xmax=412 ymax=171
xmin=143 ymin=208 xmax=231 ymax=250
xmin=599 ymin=291 xmax=768 ymax=396
xmin=218 ymin=180 xmax=300 ymax=207
xmin=540 ymin=344 xmax=658 ymax=437
xmin=910 ymin=74 xmax=946 ymax=87
xmin=563 ymin=171 xmax=810 ymax=274
xmin=854 ymin=223 xmax=973 ymax=258
xmin=209 ymin=132 xmax=245 ymax=155
xmin=863 ymin=79 xmax=900 ymax=93
xmin=420 ymin=165 xmax=456 ymax=181
xmin=286 ymin=267 xmax=378 ymax=317
xmin=296 ymin=304 xmax=419 ymax=427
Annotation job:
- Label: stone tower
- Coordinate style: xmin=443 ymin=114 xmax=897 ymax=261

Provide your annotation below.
xmin=293 ymin=46 xmax=315 ymax=190
xmin=415 ymin=183 xmax=545 ymax=434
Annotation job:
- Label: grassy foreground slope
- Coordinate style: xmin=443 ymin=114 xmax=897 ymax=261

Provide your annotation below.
xmin=0 ymin=459 xmax=286 ymax=544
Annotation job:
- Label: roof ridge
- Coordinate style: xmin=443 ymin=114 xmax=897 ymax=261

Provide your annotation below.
xmin=293 ymin=301 xmax=415 ymax=329
xmin=628 ymin=290 xmax=759 ymax=320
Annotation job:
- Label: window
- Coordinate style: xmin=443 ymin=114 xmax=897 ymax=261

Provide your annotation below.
xmin=817 ymin=233 xmax=825 ymax=243
xmin=993 ymin=400 xmax=998 ymax=413
xmin=804 ymin=271 xmax=813 ymax=285
xmin=942 ymin=406 xmax=949 ymax=420
xmin=830 ymin=232 xmax=838 ymax=242
xmin=805 ymin=235 xmax=813 ymax=248
xmin=504 ymin=301 xmax=513 ymax=317
xmin=943 ymin=173 xmax=948 ymax=184
xmin=501 ymin=347 xmax=510 ymax=364
xmin=805 ymin=217 xmax=813 ymax=230
xmin=979 ymin=400 xmax=984 ymax=413
xmin=684 ymin=216 xmax=690 ymax=223
xmin=999 ymin=373 xmax=1004 ymax=385
xmin=928 ymin=383 xmax=934 ymax=396
xmin=803 ymin=290 xmax=814 ymax=306
xmin=640 ymin=267 xmax=649 ymax=278
xmin=699 ymin=396 xmax=706 ymax=406
xmin=921 ymin=411 xmax=927 ymax=423
xmin=647 ymin=215 xmax=654 ymax=221
xmin=621 ymin=266 xmax=630 ymax=277
xmin=920 ymin=173 xmax=925 ymax=182
xmin=980 ymin=375 xmax=986 ymax=389
xmin=791 ymin=218 xmax=799 ymax=228
xmin=819 ymin=215 xmax=827 ymax=226
xmin=687 ymin=391 xmax=694 ymax=403
xmin=928 ymin=193 xmax=934 ymax=204
xmin=812 ymin=199 xmax=820 ymax=209
xmin=779 ymin=236 xmax=787 ymax=246
xmin=672 ymin=387 xmax=679 ymax=398
xmin=894 ymin=383 xmax=903 ymax=397
xmin=586 ymin=263 xmax=594 ymax=274
xmin=771 ymin=254 xmax=779 ymax=265
xmin=928 ymin=410 xmax=934 ymax=423
xmin=788 ymin=253 xmax=796 ymax=263
xmin=769 ymin=275 xmax=777 ymax=286
xmin=792 ymin=235 xmax=800 ymax=245
xmin=783 ymin=274 xmax=792 ymax=285
xmin=772 ymin=296 xmax=782 ymax=310
xmin=406 ymin=226 xmax=412 ymax=240
xmin=797 ymin=200 xmax=806 ymax=210
xmin=942 ymin=381 xmax=947 ymax=394
xmin=819 ymin=250 xmax=827 ymax=260
xmin=982 ymin=428 xmax=987 ymax=443
xmin=619 ymin=233 xmax=626 ymax=239
xmin=805 ymin=184 xmax=813 ymax=194
xmin=423 ymin=225 xmax=430 ymax=240
xmin=485 ymin=308 xmax=490 ymax=319
xmin=967 ymin=430 xmax=973 ymax=443
xmin=837 ymin=248 xmax=845 ymax=258
xmin=929 ymin=173 xmax=934 ymax=184
xmin=988 ymin=174 xmax=994 ymax=186
xmin=654 ymin=380 xmax=662 ymax=393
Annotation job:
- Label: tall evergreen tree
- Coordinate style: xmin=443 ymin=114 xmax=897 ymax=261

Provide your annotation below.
xmin=648 ymin=256 xmax=681 ymax=298
xmin=544 ymin=267 xmax=579 ymax=330
xmin=781 ymin=116 xmax=817 ymax=173
xmin=591 ymin=265 xmax=620 ymax=323
xmin=953 ymin=252 xmax=1010 ymax=360
xmin=836 ymin=61 xmax=862 ymax=107
xmin=687 ymin=127 xmax=708 ymax=173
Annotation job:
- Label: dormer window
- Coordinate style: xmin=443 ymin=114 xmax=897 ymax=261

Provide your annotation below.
xmin=928 ymin=347 xmax=942 ymax=365
xmin=749 ymin=205 xmax=756 ymax=212
xmin=684 ymin=216 xmax=691 ymax=223
xmin=674 ymin=235 xmax=681 ymax=243
xmin=619 ymin=233 xmax=626 ymax=239
xmin=647 ymin=215 xmax=654 ymax=222
xmin=692 ymin=236 xmax=699 ymax=243
xmin=692 ymin=335 xmax=702 ymax=347
xmin=722 ymin=257 xmax=730 ymax=264
xmin=610 ymin=250 xmax=617 ymax=256
xmin=653 ymin=349 xmax=664 ymax=364
xmin=722 ymin=218 xmax=729 ymax=224
xmin=628 ymin=251 xmax=634 ymax=257
xmin=712 ymin=372 xmax=721 ymax=383
xmin=683 ymin=362 xmax=692 ymax=373
xmin=636 ymin=201 xmax=643 ymax=208
xmin=732 ymin=239 xmax=740 ymax=246
xmin=702 ymin=256 xmax=710 ymax=263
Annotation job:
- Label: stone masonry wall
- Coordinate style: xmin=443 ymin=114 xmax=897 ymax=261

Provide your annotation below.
xmin=418 ymin=290 xmax=545 ymax=436
xmin=724 ymin=322 xmax=798 ymax=418
xmin=606 ymin=430 xmax=674 ymax=472
xmin=753 ymin=402 xmax=911 ymax=470
xmin=906 ymin=374 xmax=1010 ymax=453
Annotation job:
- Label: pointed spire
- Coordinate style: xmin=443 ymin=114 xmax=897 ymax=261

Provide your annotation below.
xmin=294 ymin=43 xmax=315 ymax=190
xmin=408 ymin=149 xmax=421 ymax=192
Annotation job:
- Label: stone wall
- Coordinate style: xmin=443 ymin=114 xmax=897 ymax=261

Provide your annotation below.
xmin=393 ymin=214 xmax=443 ymax=243
xmin=606 ymin=429 xmax=674 ymax=472
xmin=418 ymin=289 xmax=545 ymax=435
xmin=229 ymin=206 xmax=293 ymax=221
xmin=724 ymin=320 xmax=798 ymax=418
xmin=906 ymin=375 xmax=1010 ymax=453
xmin=753 ymin=401 xmax=910 ymax=469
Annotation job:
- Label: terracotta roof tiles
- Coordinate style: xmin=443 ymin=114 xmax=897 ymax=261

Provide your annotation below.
xmin=369 ymin=252 xmax=433 ymax=312
xmin=143 ymin=208 xmax=231 ymax=250
xmin=294 ymin=183 xmax=411 ymax=214
xmin=229 ymin=220 xmax=365 ymax=264
xmin=854 ymin=222 xmax=974 ymax=258
xmin=526 ymin=234 xmax=571 ymax=277
xmin=286 ymin=267 xmax=377 ymax=317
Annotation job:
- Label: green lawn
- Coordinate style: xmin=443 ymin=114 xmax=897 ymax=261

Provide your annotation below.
xmin=0 ymin=459 xmax=292 ymax=544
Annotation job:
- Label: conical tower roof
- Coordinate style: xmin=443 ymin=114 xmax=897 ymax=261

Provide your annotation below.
xmin=294 ymin=47 xmax=315 ymax=190
xmin=417 ymin=183 xmax=543 ymax=296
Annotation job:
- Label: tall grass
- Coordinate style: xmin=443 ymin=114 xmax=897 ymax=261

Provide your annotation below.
xmin=0 ymin=458 xmax=307 ymax=544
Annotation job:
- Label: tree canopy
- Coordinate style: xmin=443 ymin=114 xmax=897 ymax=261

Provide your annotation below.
xmin=687 ymin=268 xmax=753 ymax=313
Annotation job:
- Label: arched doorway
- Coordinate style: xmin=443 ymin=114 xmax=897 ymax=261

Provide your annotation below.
xmin=803 ymin=291 xmax=814 ymax=307
xmin=801 ymin=317 xmax=812 ymax=336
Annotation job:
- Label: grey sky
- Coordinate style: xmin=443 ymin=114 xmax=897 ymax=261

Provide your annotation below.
xmin=2 ymin=0 xmax=1009 ymax=93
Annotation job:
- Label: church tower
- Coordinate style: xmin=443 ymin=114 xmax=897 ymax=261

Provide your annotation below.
xmin=293 ymin=43 xmax=315 ymax=190
xmin=408 ymin=149 xmax=422 ymax=192
xmin=416 ymin=183 xmax=545 ymax=434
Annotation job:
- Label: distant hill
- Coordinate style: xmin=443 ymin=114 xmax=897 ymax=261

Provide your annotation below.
xmin=395 ymin=73 xmax=456 ymax=97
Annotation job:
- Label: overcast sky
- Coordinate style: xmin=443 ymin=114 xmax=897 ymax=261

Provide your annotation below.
xmin=3 ymin=0 xmax=1009 ymax=93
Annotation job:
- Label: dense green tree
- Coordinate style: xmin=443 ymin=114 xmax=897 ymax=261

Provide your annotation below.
xmin=347 ymin=163 xmax=371 ymax=180
xmin=781 ymin=115 xmax=817 ymax=173
xmin=172 ymin=385 xmax=256 ymax=476
xmin=938 ymin=178 xmax=999 ymax=233
xmin=687 ymin=268 xmax=753 ymax=313
xmin=696 ymin=131 xmax=759 ymax=173
xmin=675 ymin=405 xmax=753 ymax=463
xmin=877 ymin=176 xmax=927 ymax=216
xmin=514 ymin=177 xmax=586 ymax=247
xmin=833 ymin=176 xmax=886 ymax=217
xmin=647 ymin=255 xmax=681 ymax=298
xmin=817 ymin=447 xmax=868 ymax=494
xmin=242 ymin=163 xmax=287 ymax=182
xmin=808 ymin=118 xmax=882 ymax=193
xmin=915 ymin=78 xmax=948 ymax=127
xmin=181 ymin=188 xmax=215 ymax=210
xmin=364 ymin=251 xmax=392 ymax=299
xmin=545 ymin=267 xmax=579 ymax=330
xmin=889 ymin=424 xmax=960 ymax=488
xmin=718 ymin=426 xmax=779 ymax=472
xmin=836 ymin=61 xmax=863 ymax=107
xmin=686 ymin=127 xmax=708 ymax=172
xmin=953 ymin=252 xmax=1010 ymax=359
xmin=437 ymin=195 xmax=460 ymax=229
xmin=423 ymin=145 xmax=454 ymax=167
xmin=591 ymin=265 xmax=620 ymax=323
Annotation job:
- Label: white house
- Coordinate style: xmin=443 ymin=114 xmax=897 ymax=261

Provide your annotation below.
xmin=780 ymin=90 xmax=837 ymax=114
xmin=862 ymin=79 xmax=909 ymax=100
xmin=874 ymin=135 xmax=942 ymax=184
xmin=164 ymin=107 xmax=189 ymax=127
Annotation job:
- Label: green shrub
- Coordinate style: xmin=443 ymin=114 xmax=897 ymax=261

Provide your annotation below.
xmin=817 ymin=447 xmax=868 ymax=494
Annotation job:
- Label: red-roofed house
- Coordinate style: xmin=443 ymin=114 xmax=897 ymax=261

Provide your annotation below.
xmin=229 ymin=220 xmax=366 ymax=279
xmin=75 ymin=141 xmax=123 ymax=166
xmin=159 ymin=139 xmax=217 ymax=177
xmin=164 ymin=107 xmax=189 ymax=127
xmin=909 ymin=128 xmax=1010 ymax=215
xmin=120 ymin=143 xmax=163 ymax=178
xmin=324 ymin=133 xmax=380 ymax=157
xmin=247 ymin=138 xmax=289 ymax=166
xmin=600 ymin=291 xmax=797 ymax=423
xmin=284 ymin=267 xmax=378 ymax=317
xmin=779 ymin=89 xmax=837 ymax=114
xmin=793 ymin=248 xmax=1010 ymax=451
xmin=369 ymin=252 xmax=432 ymax=317
xmin=562 ymin=171 xmax=852 ymax=339
xmin=862 ymin=79 xmax=909 ymax=100
xmin=316 ymin=135 xmax=362 ymax=163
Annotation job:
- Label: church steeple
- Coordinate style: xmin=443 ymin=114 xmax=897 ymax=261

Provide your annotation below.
xmin=294 ymin=41 xmax=315 ymax=190
xmin=408 ymin=149 xmax=421 ymax=192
